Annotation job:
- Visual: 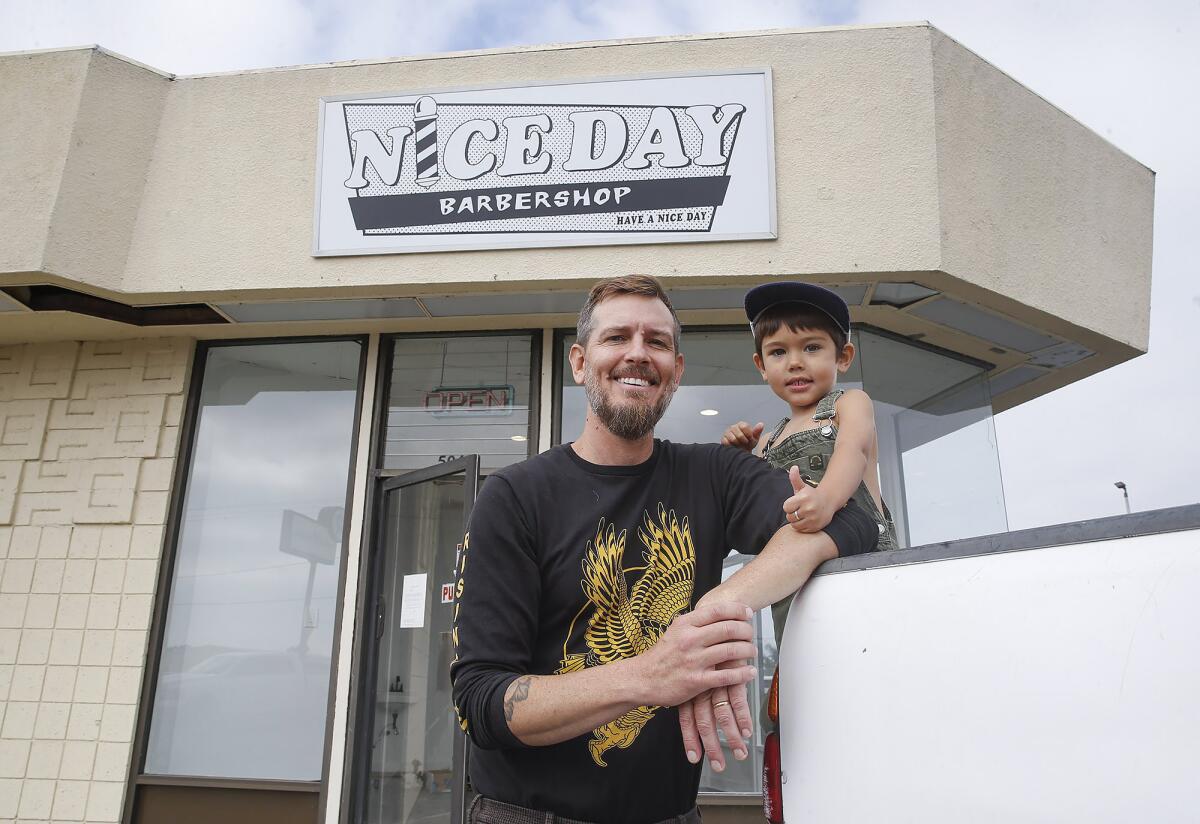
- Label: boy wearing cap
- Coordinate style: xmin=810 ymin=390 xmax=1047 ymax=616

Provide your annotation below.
xmin=725 ymin=282 xmax=899 ymax=639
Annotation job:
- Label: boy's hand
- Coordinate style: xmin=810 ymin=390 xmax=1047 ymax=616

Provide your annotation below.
xmin=783 ymin=465 xmax=836 ymax=532
xmin=721 ymin=421 xmax=764 ymax=452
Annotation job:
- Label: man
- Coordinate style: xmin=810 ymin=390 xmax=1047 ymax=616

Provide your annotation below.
xmin=450 ymin=276 xmax=875 ymax=824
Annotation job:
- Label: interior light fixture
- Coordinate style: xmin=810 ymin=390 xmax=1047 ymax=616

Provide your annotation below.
xmin=510 ymin=435 xmax=528 ymax=442
xmin=699 ymin=409 xmax=720 ymax=416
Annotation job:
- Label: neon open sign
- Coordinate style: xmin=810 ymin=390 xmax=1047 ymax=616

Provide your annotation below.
xmin=424 ymin=385 xmax=515 ymax=416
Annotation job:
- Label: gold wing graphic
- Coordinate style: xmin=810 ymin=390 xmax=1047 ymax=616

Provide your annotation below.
xmin=631 ymin=505 xmax=696 ymax=635
xmin=556 ymin=508 xmax=697 ymax=766
xmin=581 ymin=520 xmax=649 ymax=662
xmin=587 ymin=705 xmax=658 ymax=767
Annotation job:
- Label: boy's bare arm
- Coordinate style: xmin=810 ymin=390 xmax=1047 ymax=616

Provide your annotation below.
xmin=696 ymin=522 xmax=837 ymax=614
xmin=787 ymin=389 xmax=875 ymax=531
xmin=721 ymin=420 xmax=766 ymax=453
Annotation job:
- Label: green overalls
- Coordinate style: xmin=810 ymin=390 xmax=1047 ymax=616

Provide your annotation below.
xmin=761 ymin=389 xmax=899 ymax=648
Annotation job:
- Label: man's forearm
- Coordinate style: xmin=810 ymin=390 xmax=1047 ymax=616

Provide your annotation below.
xmin=698 ymin=526 xmax=836 ymax=612
xmin=498 ymin=603 xmax=760 ymax=747
xmin=503 ymin=658 xmax=647 ymax=746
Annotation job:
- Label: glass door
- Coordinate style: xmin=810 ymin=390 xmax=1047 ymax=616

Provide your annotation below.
xmin=356 ymin=457 xmax=479 ymax=824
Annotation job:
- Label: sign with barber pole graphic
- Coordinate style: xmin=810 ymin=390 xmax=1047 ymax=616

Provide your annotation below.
xmin=313 ymin=70 xmax=776 ymax=255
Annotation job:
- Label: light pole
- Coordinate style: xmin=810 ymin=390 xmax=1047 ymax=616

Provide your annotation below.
xmin=1114 ymin=481 xmax=1131 ymax=515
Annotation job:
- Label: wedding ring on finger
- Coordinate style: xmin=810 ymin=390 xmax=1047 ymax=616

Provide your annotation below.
xmin=714 ymin=700 xmax=730 ymax=708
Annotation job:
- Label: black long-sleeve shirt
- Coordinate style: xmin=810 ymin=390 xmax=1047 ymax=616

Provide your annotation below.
xmin=450 ymin=441 xmax=792 ymax=824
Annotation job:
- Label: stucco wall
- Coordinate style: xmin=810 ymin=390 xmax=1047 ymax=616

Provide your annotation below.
xmin=0 ymin=24 xmax=1155 ymax=365
xmin=40 ymin=52 xmax=171 ymax=295
xmin=0 ymin=337 xmax=192 ymax=823
xmin=120 ymin=25 xmax=942 ymax=298
xmin=931 ymin=30 xmax=1154 ymax=351
xmin=0 ymin=49 xmax=91 ymax=276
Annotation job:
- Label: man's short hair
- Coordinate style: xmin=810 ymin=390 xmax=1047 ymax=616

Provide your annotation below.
xmin=576 ymin=275 xmax=682 ymax=350
xmin=752 ymin=303 xmax=849 ymax=356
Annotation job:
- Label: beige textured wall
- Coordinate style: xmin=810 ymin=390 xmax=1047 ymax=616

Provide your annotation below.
xmin=0 ymin=24 xmax=1155 ymax=360
xmin=40 ymin=52 xmax=171 ymax=295
xmin=931 ymin=31 xmax=1155 ymax=350
xmin=121 ymin=25 xmax=943 ymax=296
xmin=0 ymin=337 xmax=192 ymax=823
xmin=0 ymin=49 xmax=91 ymax=276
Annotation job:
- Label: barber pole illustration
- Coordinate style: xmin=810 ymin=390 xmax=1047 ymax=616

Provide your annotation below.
xmin=414 ymin=96 xmax=439 ymax=189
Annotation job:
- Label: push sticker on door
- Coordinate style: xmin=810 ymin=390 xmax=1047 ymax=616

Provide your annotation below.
xmin=440 ymin=582 xmax=455 ymax=604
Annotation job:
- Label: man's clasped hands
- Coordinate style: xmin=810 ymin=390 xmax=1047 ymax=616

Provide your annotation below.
xmin=631 ymin=466 xmax=815 ymax=773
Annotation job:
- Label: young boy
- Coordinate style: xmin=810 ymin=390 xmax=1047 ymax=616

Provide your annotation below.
xmin=723 ymin=282 xmax=898 ymax=642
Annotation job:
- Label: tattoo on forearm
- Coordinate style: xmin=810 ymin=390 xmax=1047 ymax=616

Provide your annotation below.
xmin=504 ymin=676 xmax=532 ymax=722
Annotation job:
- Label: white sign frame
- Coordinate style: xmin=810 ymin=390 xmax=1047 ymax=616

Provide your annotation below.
xmin=313 ymin=68 xmax=777 ymax=256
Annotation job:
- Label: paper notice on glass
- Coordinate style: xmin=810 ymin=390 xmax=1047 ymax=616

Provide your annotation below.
xmin=399 ymin=573 xmax=428 ymax=628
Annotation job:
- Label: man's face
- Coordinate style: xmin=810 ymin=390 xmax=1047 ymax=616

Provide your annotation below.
xmin=569 ymin=293 xmax=685 ymax=441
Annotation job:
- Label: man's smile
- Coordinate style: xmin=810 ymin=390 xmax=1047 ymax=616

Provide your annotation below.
xmin=612 ymin=369 xmax=659 ymax=391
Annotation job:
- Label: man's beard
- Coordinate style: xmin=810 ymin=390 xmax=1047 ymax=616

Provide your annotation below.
xmin=583 ymin=365 xmax=676 ymax=441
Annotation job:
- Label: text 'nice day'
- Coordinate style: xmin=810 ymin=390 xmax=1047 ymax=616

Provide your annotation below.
xmin=344 ymin=102 xmax=746 ymax=189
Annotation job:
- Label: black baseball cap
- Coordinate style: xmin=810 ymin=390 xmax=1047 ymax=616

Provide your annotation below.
xmin=744 ymin=281 xmax=851 ymax=337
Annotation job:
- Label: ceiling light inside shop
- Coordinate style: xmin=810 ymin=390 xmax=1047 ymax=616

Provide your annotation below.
xmin=421 ymin=292 xmax=587 ymax=317
xmin=699 ymin=409 xmax=720 ymax=416
xmin=870 ymin=282 xmax=939 ymax=308
xmin=908 ymin=298 xmax=1060 ymax=353
xmin=510 ymin=435 xmax=528 ymax=442
xmin=216 ymin=298 xmax=424 ymax=323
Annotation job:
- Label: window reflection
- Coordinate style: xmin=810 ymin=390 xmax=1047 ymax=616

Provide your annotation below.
xmin=385 ymin=335 xmax=534 ymax=474
xmin=145 ymin=341 xmax=362 ymax=781
xmin=854 ymin=329 xmax=1008 ymax=545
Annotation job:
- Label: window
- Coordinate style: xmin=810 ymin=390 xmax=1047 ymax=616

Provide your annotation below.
xmin=143 ymin=340 xmax=363 ymax=781
xmin=854 ymin=329 xmax=1007 ymax=545
xmin=384 ymin=334 xmax=537 ymax=474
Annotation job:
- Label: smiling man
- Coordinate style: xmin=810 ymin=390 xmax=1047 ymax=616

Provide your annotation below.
xmin=450 ymin=275 xmax=872 ymax=824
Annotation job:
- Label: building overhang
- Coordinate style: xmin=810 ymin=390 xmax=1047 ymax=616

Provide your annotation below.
xmin=0 ymin=23 xmax=1154 ymax=414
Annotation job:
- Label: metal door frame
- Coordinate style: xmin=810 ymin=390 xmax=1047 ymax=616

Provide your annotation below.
xmin=350 ymin=455 xmax=480 ymax=824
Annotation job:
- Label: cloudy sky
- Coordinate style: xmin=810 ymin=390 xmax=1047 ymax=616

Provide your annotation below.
xmin=2 ymin=0 xmax=1197 ymax=530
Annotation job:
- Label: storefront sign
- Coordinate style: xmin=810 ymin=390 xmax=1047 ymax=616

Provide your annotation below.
xmin=314 ymin=70 xmax=775 ymax=255
xmin=424 ymin=384 xmax=515 ymax=415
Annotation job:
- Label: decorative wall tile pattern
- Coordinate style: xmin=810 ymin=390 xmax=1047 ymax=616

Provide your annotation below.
xmin=0 ymin=400 xmax=52 ymax=461
xmin=0 ymin=338 xmax=192 ymax=823
xmin=0 ymin=343 xmax=78 ymax=403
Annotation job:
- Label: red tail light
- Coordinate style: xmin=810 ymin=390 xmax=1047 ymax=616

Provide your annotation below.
xmin=767 ymin=666 xmax=780 ymax=725
xmin=763 ymin=731 xmax=784 ymax=823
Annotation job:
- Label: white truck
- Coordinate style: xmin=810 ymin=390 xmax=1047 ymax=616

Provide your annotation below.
xmin=766 ymin=505 xmax=1200 ymax=823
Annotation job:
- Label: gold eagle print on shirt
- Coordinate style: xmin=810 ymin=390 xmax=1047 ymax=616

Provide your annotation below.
xmin=556 ymin=504 xmax=696 ymax=767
